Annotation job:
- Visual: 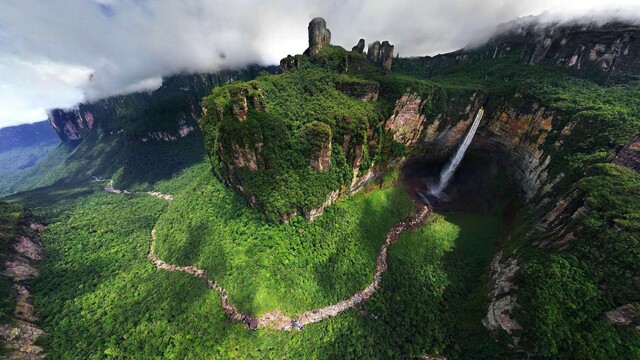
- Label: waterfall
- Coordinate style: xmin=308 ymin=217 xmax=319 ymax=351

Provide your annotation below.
xmin=429 ymin=108 xmax=484 ymax=198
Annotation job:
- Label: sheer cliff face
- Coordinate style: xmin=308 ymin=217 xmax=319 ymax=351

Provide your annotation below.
xmin=200 ymin=19 xmax=640 ymax=223
xmin=47 ymin=69 xmax=271 ymax=145
xmin=47 ymin=108 xmax=89 ymax=144
xmin=386 ymin=91 xmax=559 ymax=200
xmin=395 ymin=22 xmax=640 ymax=84
xmin=307 ymin=17 xmax=331 ymax=55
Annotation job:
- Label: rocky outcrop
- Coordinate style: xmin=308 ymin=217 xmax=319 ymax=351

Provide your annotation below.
xmin=481 ymin=103 xmax=555 ymax=199
xmin=47 ymin=108 xmax=88 ymax=143
xmin=207 ymin=84 xmax=268 ymax=174
xmin=335 ymin=79 xmax=379 ymax=101
xmin=394 ymin=21 xmax=640 ymax=84
xmin=522 ymin=24 xmax=640 ymax=84
xmin=279 ymin=55 xmax=301 ymax=73
xmin=606 ymin=303 xmax=640 ymax=330
xmin=352 ymin=39 xmax=365 ymax=54
xmin=418 ymin=89 xmax=561 ymax=199
xmin=310 ymin=138 xmax=331 ymax=172
xmin=614 ymin=135 xmax=640 ymax=172
xmin=368 ymin=41 xmax=395 ymax=70
xmin=304 ymin=190 xmax=339 ymax=221
xmin=300 ymin=121 xmax=332 ymax=172
xmin=47 ymin=68 xmax=273 ymax=145
xmin=306 ymin=17 xmax=331 ymax=55
xmin=385 ymin=93 xmax=428 ymax=145
xmin=229 ymin=84 xmax=265 ymax=123
xmin=139 ymin=118 xmax=196 ymax=142
xmin=229 ymin=142 xmax=262 ymax=171
xmin=0 ymin=220 xmax=46 ymax=359
xmin=483 ymin=252 xmax=522 ymax=339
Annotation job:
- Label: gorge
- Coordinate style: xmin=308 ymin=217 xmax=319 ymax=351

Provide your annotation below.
xmin=0 ymin=13 xmax=638 ymax=360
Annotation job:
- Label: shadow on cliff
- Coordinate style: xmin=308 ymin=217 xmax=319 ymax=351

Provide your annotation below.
xmin=22 ymin=130 xmax=208 ymax=194
xmin=311 ymin=186 xmax=412 ymax=306
xmin=105 ymin=132 xmax=208 ymax=190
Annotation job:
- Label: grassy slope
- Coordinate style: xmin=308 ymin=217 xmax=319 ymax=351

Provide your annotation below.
xmin=11 ymin=130 xmax=207 ymax=195
xmin=0 ymin=140 xmax=59 ymax=195
xmin=154 ymin=163 xmax=415 ymax=316
xmin=368 ymin=213 xmax=505 ymax=359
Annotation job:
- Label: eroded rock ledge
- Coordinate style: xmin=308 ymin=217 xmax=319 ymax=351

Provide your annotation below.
xmin=483 ymin=251 xmax=522 ymax=343
xmin=0 ymin=221 xmax=46 ymax=359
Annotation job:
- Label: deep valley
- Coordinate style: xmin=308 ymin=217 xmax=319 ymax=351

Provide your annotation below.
xmin=1 ymin=12 xmax=639 ymax=360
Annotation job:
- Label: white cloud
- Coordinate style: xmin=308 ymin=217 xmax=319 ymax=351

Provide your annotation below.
xmin=0 ymin=56 xmax=90 ymax=126
xmin=0 ymin=0 xmax=639 ymax=128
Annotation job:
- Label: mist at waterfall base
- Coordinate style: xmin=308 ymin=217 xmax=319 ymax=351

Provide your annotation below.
xmin=428 ymin=108 xmax=485 ymax=201
xmin=403 ymin=160 xmax=513 ymax=217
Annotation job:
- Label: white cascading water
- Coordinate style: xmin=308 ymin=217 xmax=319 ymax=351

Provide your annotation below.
xmin=429 ymin=108 xmax=484 ymax=198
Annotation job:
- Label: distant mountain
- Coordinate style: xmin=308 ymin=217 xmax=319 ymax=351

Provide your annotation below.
xmin=0 ymin=121 xmax=60 ymax=195
xmin=0 ymin=121 xmax=59 ymax=152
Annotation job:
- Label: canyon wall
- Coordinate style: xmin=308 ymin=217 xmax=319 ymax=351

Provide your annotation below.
xmin=395 ymin=22 xmax=640 ymax=84
xmin=47 ymin=68 xmax=273 ymax=146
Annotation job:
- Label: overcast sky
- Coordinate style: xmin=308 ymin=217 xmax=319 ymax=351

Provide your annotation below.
xmin=1 ymin=0 xmax=639 ymax=128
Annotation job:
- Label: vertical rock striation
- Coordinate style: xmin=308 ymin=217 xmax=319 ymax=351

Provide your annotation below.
xmin=367 ymin=41 xmax=395 ymax=70
xmin=306 ymin=17 xmax=331 ymax=55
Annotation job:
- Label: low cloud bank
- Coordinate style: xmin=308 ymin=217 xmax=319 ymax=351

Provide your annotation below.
xmin=0 ymin=0 xmax=639 ymax=127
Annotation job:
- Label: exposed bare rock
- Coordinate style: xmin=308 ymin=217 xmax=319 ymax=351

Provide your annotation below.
xmin=279 ymin=55 xmax=300 ymax=73
xmin=304 ymin=190 xmax=339 ymax=221
xmin=47 ymin=108 xmax=84 ymax=143
xmin=14 ymin=236 xmax=42 ymax=262
xmin=13 ymin=285 xmax=38 ymax=323
xmin=147 ymin=192 xmax=174 ymax=201
xmin=483 ymin=103 xmax=555 ymax=198
xmin=349 ymin=158 xmax=404 ymax=194
xmin=379 ymin=41 xmax=395 ymax=70
xmin=393 ymin=22 xmax=640 ymax=85
xmin=606 ymin=303 xmax=640 ymax=330
xmin=540 ymin=191 xmax=578 ymax=226
xmin=534 ymin=190 xmax=590 ymax=249
xmin=525 ymin=27 xmax=640 ymax=84
xmin=335 ymin=79 xmax=379 ymax=101
xmin=0 ymin=320 xmax=46 ymax=360
xmin=367 ymin=41 xmax=395 ymax=70
xmin=310 ymin=137 xmax=332 ymax=172
xmin=1 ymin=222 xmax=46 ymax=359
xmin=386 ymin=92 xmax=428 ymax=145
xmin=614 ymin=135 xmax=640 ymax=172
xmin=420 ymin=356 xmax=447 ymax=360
xmin=352 ymin=38 xmax=365 ymax=53
xmin=230 ymin=88 xmax=249 ymax=123
xmin=483 ymin=251 xmax=522 ymax=337
xmin=229 ymin=84 xmax=266 ymax=122
xmin=367 ymin=41 xmax=381 ymax=63
xmin=230 ymin=142 xmax=260 ymax=171
xmin=2 ymin=258 xmax=38 ymax=282
xmin=306 ymin=17 xmax=331 ymax=55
